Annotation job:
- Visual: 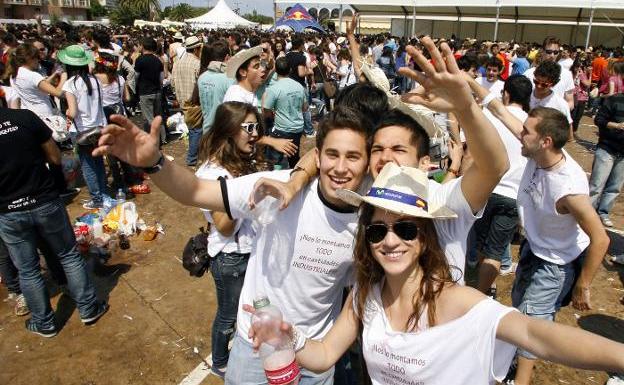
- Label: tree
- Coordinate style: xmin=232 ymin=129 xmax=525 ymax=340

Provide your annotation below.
xmin=117 ymin=0 xmax=160 ymax=21
xmin=109 ymin=3 xmax=149 ymax=25
xmin=88 ymin=1 xmax=108 ymax=20
xmin=243 ymin=10 xmax=273 ymax=24
xmin=167 ymin=3 xmax=194 ymax=21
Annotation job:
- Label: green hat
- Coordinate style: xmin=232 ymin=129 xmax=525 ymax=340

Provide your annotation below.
xmin=57 ymin=45 xmax=94 ymax=66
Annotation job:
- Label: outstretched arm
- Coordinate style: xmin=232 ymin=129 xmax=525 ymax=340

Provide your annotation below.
xmin=93 ymin=115 xmax=225 ymax=211
xmin=498 ymin=311 xmax=624 ymax=372
xmin=398 ymin=37 xmax=509 ymax=214
xmin=345 ymin=14 xmax=362 ymax=78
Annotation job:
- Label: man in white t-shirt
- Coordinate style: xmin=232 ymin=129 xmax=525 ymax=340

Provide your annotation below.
xmin=529 ymin=61 xmax=574 ymax=140
xmin=523 ymin=36 xmax=575 ymax=110
xmin=476 ymin=56 xmax=505 ymax=97
xmin=223 ymin=46 xmax=266 ymax=107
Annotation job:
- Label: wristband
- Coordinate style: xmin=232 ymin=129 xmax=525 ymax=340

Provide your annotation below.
xmin=479 ymin=92 xmax=497 ymax=109
xmin=142 ymin=153 xmax=165 ymax=174
xmin=447 ymin=167 xmax=460 ymax=177
xmin=291 ymin=326 xmax=307 ymax=352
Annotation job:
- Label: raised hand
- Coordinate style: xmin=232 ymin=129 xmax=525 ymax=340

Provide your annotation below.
xmin=92 ymin=114 xmax=161 ymax=167
xmin=346 ymin=13 xmax=358 ymax=38
xmin=398 ymin=36 xmax=475 ymax=113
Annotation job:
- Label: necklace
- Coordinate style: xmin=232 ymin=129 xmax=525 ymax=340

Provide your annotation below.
xmin=537 ymin=154 xmax=565 ymax=170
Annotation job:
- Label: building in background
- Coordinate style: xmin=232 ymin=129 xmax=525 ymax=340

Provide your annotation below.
xmin=0 ymin=0 xmax=89 ymax=21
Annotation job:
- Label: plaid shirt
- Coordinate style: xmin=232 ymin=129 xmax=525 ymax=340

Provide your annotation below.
xmin=171 ymin=52 xmax=200 ymax=104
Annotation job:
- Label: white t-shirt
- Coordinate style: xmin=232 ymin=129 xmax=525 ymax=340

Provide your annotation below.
xmin=223 ymin=84 xmax=258 ymax=107
xmin=195 ymin=163 xmax=254 ymax=257
xmin=361 ymin=284 xmax=517 ymax=385
xmin=523 ymin=65 xmax=574 ymax=99
xmin=517 ymin=150 xmax=590 ymax=265
xmin=10 ymin=66 xmax=55 ymax=116
xmin=226 ymin=173 xmax=358 ymax=341
xmin=358 ymin=176 xmax=482 ymax=284
xmin=484 ymin=106 xmax=528 ymax=199
xmin=558 ymin=58 xmax=574 ymax=71
xmin=1 ymin=86 xmax=20 ymax=108
xmin=530 ymin=91 xmax=573 ymax=124
xmin=476 ymin=77 xmax=504 ymax=97
xmin=100 ymin=75 xmax=126 ymax=107
xmin=338 ymin=62 xmax=356 ymax=89
xmin=62 ymin=75 xmax=107 ymax=131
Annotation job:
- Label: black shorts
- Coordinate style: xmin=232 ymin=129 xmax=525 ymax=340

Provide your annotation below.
xmin=473 ymin=193 xmax=519 ymax=261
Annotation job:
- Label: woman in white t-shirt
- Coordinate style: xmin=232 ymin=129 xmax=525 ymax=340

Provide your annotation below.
xmin=59 ymin=45 xmax=108 ymax=210
xmin=195 ymin=101 xmax=264 ymax=379
xmin=247 ymin=164 xmax=624 ymax=385
xmin=336 ymin=48 xmax=356 ymax=90
xmin=6 ymin=43 xmax=66 ymax=117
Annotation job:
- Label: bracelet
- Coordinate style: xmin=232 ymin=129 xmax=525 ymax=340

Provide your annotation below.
xmin=479 ymin=92 xmax=497 ymax=109
xmin=291 ymin=326 xmax=307 ymax=352
xmin=291 ymin=166 xmax=312 ymax=180
xmin=447 ymin=167 xmax=460 ymax=177
xmin=142 ymin=153 xmax=165 ymax=174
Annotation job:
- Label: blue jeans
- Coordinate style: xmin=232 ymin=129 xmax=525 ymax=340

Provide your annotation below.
xmin=0 ymin=199 xmax=99 ymax=329
xmin=225 ymin=334 xmax=335 ymax=385
xmin=77 ymin=144 xmax=108 ymax=206
xmin=589 ymin=146 xmax=624 ymax=220
xmin=511 ymin=243 xmax=576 ymax=359
xmin=303 ymin=89 xmax=314 ymax=136
xmin=265 ymin=128 xmax=302 ymax=169
xmin=186 ymin=127 xmax=203 ymax=166
xmin=139 ymin=92 xmax=167 ymax=143
xmin=210 ymin=251 xmax=250 ymax=368
xmin=501 ymin=244 xmax=512 ymax=271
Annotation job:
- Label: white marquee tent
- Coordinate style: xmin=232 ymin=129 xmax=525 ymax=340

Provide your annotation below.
xmin=276 ymin=0 xmax=624 ymax=46
xmin=186 ymin=0 xmax=258 ymax=29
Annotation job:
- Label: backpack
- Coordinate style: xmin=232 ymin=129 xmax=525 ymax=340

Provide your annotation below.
xmin=182 ymin=226 xmax=211 ymax=277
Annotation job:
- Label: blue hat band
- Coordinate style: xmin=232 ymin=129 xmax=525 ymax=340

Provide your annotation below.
xmin=367 ymin=187 xmax=428 ymax=212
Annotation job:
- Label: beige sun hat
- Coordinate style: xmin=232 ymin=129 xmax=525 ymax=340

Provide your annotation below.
xmin=174 ymin=31 xmax=184 ymax=41
xmin=337 ymin=163 xmax=457 ymax=219
xmin=360 ymin=61 xmax=390 ymax=92
xmin=184 ymin=36 xmax=201 ymax=49
xmin=225 ymin=46 xmax=263 ymax=79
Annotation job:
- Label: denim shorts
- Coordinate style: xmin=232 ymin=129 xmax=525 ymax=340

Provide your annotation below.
xmin=473 ymin=193 xmax=519 ymax=262
xmin=511 ymin=242 xmax=577 ymax=359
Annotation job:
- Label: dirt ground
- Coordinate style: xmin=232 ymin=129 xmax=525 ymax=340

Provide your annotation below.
xmin=1 ymin=115 xmax=623 ymax=385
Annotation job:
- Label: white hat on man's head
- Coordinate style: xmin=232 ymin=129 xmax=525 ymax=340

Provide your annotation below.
xmin=225 ymin=46 xmax=263 ymax=79
xmin=184 ymin=36 xmax=201 ymax=49
xmin=337 ymin=163 xmax=457 ymax=219
xmin=174 ymin=31 xmax=184 ymax=41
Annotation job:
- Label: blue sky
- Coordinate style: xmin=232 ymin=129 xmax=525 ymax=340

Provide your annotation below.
xmin=159 ymin=0 xmax=331 ymax=17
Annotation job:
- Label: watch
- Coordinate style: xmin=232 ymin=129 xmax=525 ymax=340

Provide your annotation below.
xmin=142 ymin=153 xmax=165 ymax=174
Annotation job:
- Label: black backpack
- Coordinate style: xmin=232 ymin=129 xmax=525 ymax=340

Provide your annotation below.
xmin=182 ymin=226 xmax=210 ymax=277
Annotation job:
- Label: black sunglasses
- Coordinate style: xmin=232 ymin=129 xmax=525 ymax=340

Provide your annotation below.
xmin=365 ymin=221 xmax=419 ymax=243
xmin=544 ymin=49 xmax=559 ymax=55
xmin=240 ymin=122 xmax=259 ymax=134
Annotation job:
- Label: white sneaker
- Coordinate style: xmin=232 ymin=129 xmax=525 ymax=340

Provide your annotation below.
xmin=606 ymin=375 xmax=624 ymax=385
xmin=611 ymin=254 xmax=624 ymax=265
xmin=500 ymin=262 xmax=518 ymax=276
xmin=602 ymin=217 xmax=614 ymax=227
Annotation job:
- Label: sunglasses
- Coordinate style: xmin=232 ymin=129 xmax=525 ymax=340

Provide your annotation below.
xmin=365 ymin=221 xmax=419 ymax=243
xmin=544 ymin=49 xmax=559 ymax=55
xmin=533 ymin=79 xmax=553 ymax=88
xmin=240 ymin=122 xmax=259 ymax=134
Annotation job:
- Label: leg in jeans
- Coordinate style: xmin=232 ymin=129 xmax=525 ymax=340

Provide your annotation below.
xmin=500 ymin=244 xmax=512 ymax=271
xmin=571 ymin=101 xmax=586 ymax=133
xmin=589 ymin=147 xmax=621 ymax=220
xmin=0 ymin=237 xmax=21 ymax=294
xmin=186 ymin=127 xmax=203 ymax=166
xmin=0 ymin=210 xmax=55 ymax=329
xmin=77 ymin=145 xmax=108 ymax=206
xmin=596 ymin=153 xmax=624 ymax=220
xmin=303 ymin=89 xmax=314 ymax=136
xmin=34 ymin=200 xmax=99 ymax=319
xmin=210 ymin=252 xmax=250 ymax=369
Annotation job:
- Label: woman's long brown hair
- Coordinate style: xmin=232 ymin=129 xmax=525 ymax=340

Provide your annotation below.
xmin=197 ymin=101 xmax=264 ymax=177
xmin=354 ymin=203 xmax=458 ymax=331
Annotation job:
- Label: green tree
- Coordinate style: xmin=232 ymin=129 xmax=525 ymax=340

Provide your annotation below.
xmin=117 ymin=0 xmax=160 ymax=21
xmin=167 ymin=3 xmax=194 ymax=21
xmin=109 ymin=3 xmax=149 ymax=25
xmin=242 ymin=10 xmax=273 ymax=24
xmin=88 ymin=1 xmax=108 ymax=20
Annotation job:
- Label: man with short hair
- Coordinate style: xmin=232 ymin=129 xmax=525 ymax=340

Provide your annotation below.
xmin=476 ymin=56 xmax=505 ymax=96
xmin=197 ymin=40 xmax=233 ymax=134
xmin=263 ymin=57 xmax=307 ymax=168
xmin=134 ymin=37 xmax=166 ymax=144
xmin=171 ymin=36 xmax=202 ymax=166
xmin=523 ymin=36 xmax=575 ymax=110
xmin=286 ymin=36 xmax=315 ymax=136
xmin=530 ymin=61 xmax=573 ymax=138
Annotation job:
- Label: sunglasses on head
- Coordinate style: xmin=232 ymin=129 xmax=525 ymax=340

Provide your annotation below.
xmin=544 ymin=49 xmax=559 ymax=55
xmin=365 ymin=221 xmax=419 ymax=243
xmin=240 ymin=122 xmax=259 ymax=134
xmin=533 ymin=79 xmax=553 ymax=88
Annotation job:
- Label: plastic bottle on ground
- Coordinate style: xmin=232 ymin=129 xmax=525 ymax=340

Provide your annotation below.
xmin=116 ymin=188 xmax=126 ymax=205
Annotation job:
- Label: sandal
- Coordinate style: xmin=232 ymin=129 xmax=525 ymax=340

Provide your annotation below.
xmin=129 ymin=184 xmax=151 ymax=194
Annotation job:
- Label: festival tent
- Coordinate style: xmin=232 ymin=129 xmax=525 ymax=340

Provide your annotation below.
xmin=274 ymin=3 xmax=325 ymax=33
xmin=276 ymin=0 xmax=624 ymax=46
xmin=185 ymin=0 xmax=257 ymax=29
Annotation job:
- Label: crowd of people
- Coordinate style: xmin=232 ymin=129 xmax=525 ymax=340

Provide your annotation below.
xmin=1 ymin=13 xmax=624 ymax=385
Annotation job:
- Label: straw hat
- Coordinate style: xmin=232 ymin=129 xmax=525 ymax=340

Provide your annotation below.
xmin=387 ymin=96 xmax=441 ymax=138
xmin=360 ymin=61 xmax=390 ymax=92
xmin=174 ymin=31 xmax=184 ymax=41
xmin=337 ymin=163 xmax=457 ymax=219
xmin=58 ymin=45 xmax=93 ymax=67
xmin=337 ymin=36 xmax=346 ymax=45
xmin=184 ymin=36 xmax=201 ymax=49
xmin=225 ymin=46 xmax=263 ymax=79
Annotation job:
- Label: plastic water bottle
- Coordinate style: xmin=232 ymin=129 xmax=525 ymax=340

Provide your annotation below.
xmin=252 ymin=190 xmax=280 ymax=226
xmin=116 ymin=188 xmax=126 ymax=205
xmin=251 ymin=296 xmax=300 ymax=385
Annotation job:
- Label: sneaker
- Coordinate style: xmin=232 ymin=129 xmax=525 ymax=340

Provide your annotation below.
xmin=210 ymin=366 xmax=226 ymax=379
xmin=5 ymin=292 xmax=18 ymax=302
xmin=25 ymin=319 xmax=57 ymax=338
xmin=14 ymin=294 xmax=30 ymax=316
xmin=82 ymin=200 xmax=102 ymax=210
xmin=611 ymin=254 xmax=624 ymax=266
xmin=500 ymin=262 xmax=518 ymax=276
xmin=602 ymin=217 xmax=614 ymax=228
xmin=81 ymin=301 xmax=109 ymax=325
xmin=606 ymin=375 xmax=624 ymax=385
